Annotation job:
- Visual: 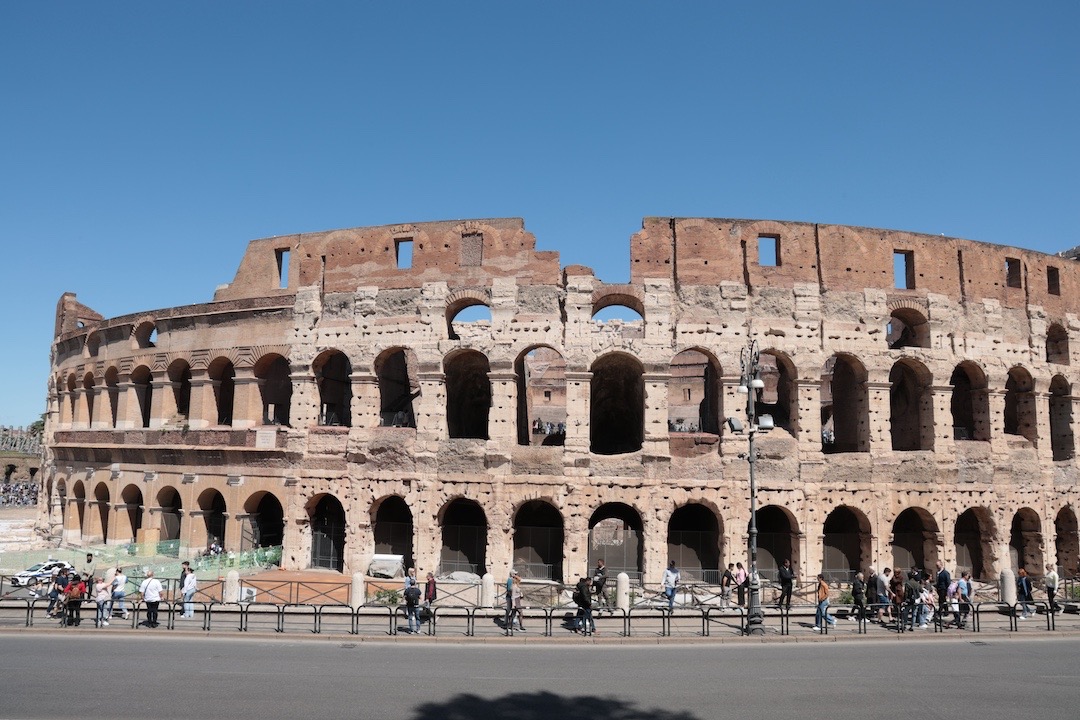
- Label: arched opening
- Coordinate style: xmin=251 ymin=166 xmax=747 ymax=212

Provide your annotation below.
xmin=890 ymin=508 xmax=939 ymax=571
xmin=167 ymin=360 xmax=192 ymax=420
xmin=94 ymin=482 xmax=110 ymax=544
xmin=753 ymin=505 xmax=800 ymax=581
xmin=255 ymin=354 xmax=292 ymax=426
xmin=439 ymin=499 xmax=487 ymax=576
xmin=72 ymin=481 xmax=86 ymax=540
xmin=105 ymin=367 xmax=120 ymax=428
xmin=1009 ymin=508 xmax=1043 ymax=573
xmin=590 ymin=353 xmax=644 ymax=455
xmin=886 ymin=308 xmax=930 ymax=349
xmin=513 ymin=500 xmax=564 ymax=581
xmin=314 ymin=350 xmax=352 ymax=427
xmin=375 ymin=348 xmax=419 ymax=428
xmin=447 ymin=301 xmax=492 ymax=341
xmin=1004 ymin=367 xmax=1037 ymax=444
xmin=889 ymin=359 xmax=933 ymax=451
xmin=667 ymin=349 xmax=721 ymax=435
xmin=954 ymin=508 xmax=996 ymax=580
xmin=309 ymin=494 xmax=346 ymax=572
xmin=156 ymin=486 xmax=182 ymax=542
xmin=444 ymin=350 xmax=491 ymax=439
xmin=821 ymin=354 xmax=869 ymax=453
xmin=516 ymin=346 xmax=566 ymax=446
xmin=589 ymin=503 xmax=644 ymax=583
xmin=241 ymin=492 xmax=285 ymax=551
xmin=667 ymin=504 xmax=722 ymax=583
xmin=208 ymin=357 xmax=235 ymax=426
xmin=82 ymin=373 xmax=96 ymax=427
xmin=1049 ymin=375 xmax=1074 ymax=461
xmin=1055 ymin=506 xmax=1079 ymax=576
xmin=950 ymin=362 xmax=990 ymax=441
xmin=591 ymin=299 xmax=645 ymax=340
xmin=822 ymin=506 xmax=871 ymax=582
xmin=85 ymin=332 xmax=101 ymax=358
xmin=1047 ymin=323 xmax=1070 ymax=365
xmin=373 ymin=495 xmax=414 ymax=569
xmin=66 ymin=374 xmax=78 ymax=424
xmin=133 ymin=321 xmax=156 ymax=349
xmin=198 ymin=489 xmax=227 ymax=551
xmin=121 ymin=484 xmax=143 ymax=544
xmin=756 ymin=351 xmax=798 ymax=436
xmin=130 ymin=365 xmax=153 ymax=429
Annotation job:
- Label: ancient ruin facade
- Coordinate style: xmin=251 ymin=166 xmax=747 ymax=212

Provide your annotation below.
xmin=41 ymin=217 xmax=1080 ymax=584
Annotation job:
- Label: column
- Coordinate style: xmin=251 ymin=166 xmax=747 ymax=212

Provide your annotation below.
xmin=796 ymin=379 xmax=823 ymax=454
xmin=149 ymin=373 xmax=170 ymax=429
xmin=563 ymin=370 xmax=592 ymax=457
xmin=930 ymin=384 xmax=956 ymax=455
xmin=89 ymin=386 xmax=110 ymax=429
xmin=641 ymin=370 xmax=671 ymax=456
xmin=351 ymin=372 xmax=380 ymax=429
xmin=487 ymin=365 xmax=517 ymax=444
xmin=289 ymin=368 xmax=319 ymax=428
xmin=231 ymin=368 xmax=261 ymax=429
xmin=186 ymin=371 xmax=215 ymax=429
xmin=866 ymin=380 xmax=891 ymax=450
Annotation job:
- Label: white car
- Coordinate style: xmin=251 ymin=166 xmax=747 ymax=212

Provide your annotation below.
xmin=8 ymin=560 xmax=76 ymax=588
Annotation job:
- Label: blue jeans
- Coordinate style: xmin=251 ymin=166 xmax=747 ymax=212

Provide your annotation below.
xmin=664 ymin=587 xmax=676 ymax=610
xmin=182 ymin=590 xmax=195 ymax=617
xmin=109 ymin=592 xmax=126 ymax=617
xmin=815 ymin=599 xmax=833 ymax=627
xmin=96 ymin=600 xmax=108 ymax=626
xmin=576 ymin=607 xmax=595 ymax=633
xmin=406 ymin=605 xmax=420 ymax=632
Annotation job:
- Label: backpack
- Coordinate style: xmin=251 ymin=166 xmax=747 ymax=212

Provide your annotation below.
xmin=572 ymin=589 xmax=584 ymax=606
xmin=404 ymin=585 xmax=421 ymax=605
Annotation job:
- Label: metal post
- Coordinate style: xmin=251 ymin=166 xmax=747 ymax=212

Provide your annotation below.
xmin=744 ymin=341 xmax=765 ymax=635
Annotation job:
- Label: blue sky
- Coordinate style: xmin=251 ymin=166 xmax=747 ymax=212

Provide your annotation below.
xmin=1 ymin=2 xmax=1077 ymax=426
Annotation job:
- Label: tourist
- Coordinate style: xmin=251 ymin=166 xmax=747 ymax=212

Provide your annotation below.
xmin=721 ymin=563 xmax=735 ymax=609
xmin=661 ymin=561 xmax=680 ymax=611
xmin=93 ymin=576 xmax=110 ymax=627
xmin=423 ymin=571 xmax=437 ymax=619
xmin=180 ymin=564 xmax=198 ymax=618
xmin=958 ymin=571 xmax=973 ymax=627
xmin=402 ymin=575 xmax=421 ymax=633
xmin=592 ymin=559 xmax=608 ymax=610
xmin=812 ymin=574 xmax=835 ymax=631
xmin=63 ymin=573 xmax=87 ymax=627
xmin=505 ymin=569 xmax=516 ymax=629
xmin=47 ymin=567 xmax=69 ymax=618
xmin=851 ymin=571 xmax=866 ymax=622
xmin=508 ymin=573 xmax=526 ymax=632
xmin=734 ymin=562 xmax=748 ymax=607
xmin=903 ymin=570 xmax=922 ymax=631
xmin=139 ymin=570 xmax=163 ymax=628
xmin=934 ymin=560 xmax=951 ymax=615
xmin=1045 ymin=563 xmax=1060 ymax=614
xmin=777 ymin=559 xmax=795 ymax=610
xmin=80 ymin=553 xmax=96 ymax=583
xmin=109 ymin=567 xmax=129 ymax=620
xmin=918 ymin=578 xmax=934 ymax=628
xmin=572 ymin=575 xmax=595 ymax=634
xmin=888 ymin=567 xmax=904 ymax=623
xmin=1016 ymin=567 xmax=1035 ymax=619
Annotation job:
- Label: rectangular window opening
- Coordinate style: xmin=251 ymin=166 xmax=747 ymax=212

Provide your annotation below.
xmin=395 ymin=238 xmax=413 ymax=270
xmin=893 ymin=250 xmax=914 ymax=289
xmin=543 ymin=390 xmax=552 ymax=402
xmin=1006 ymin=257 xmax=1022 ymax=288
xmin=758 ymin=235 xmax=779 ymax=267
xmin=461 ymin=232 xmax=484 ymax=267
xmin=684 ymin=388 xmax=692 ymax=402
xmin=275 ymin=249 xmax=290 ymax=289
xmin=1048 ymin=266 xmax=1061 ymax=295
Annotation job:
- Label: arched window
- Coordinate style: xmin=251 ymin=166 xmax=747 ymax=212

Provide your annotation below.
xmin=156 ymin=486 xmax=182 ymax=542
xmin=756 ymin=351 xmax=798 ymax=436
xmin=886 ymin=308 xmax=930 ymax=349
xmin=889 ymin=359 xmax=933 ymax=451
xmin=444 ymin=350 xmax=491 ymax=439
xmin=591 ymin=353 xmax=644 ymax=455
xmin=513 ymin=500 xmax=564 ymax=581
xmin=589 ymin=503 xmax=643 ymax=582
xmin=1055 ymin=507 xmax=1079 ymax=576
xmin=375 ymin=348 xmax=419 ymax=428
xmin=242 ymin=492 xmax=285 ymax=551
xmin=516 ymin=346 xmax=566 ymax=446
xmin=373 ymin=495 xmax=414 ymax=569
xmin=821 ymin=355 xmax=869 ymax=453
xmin=82 ymin=373 xmax=96 ymax=427
xmin=822 ymin=506 xmax=870 ymax=582
xmin=950 ymin=362 xmax=989 ymax=441
xmin=208 ymin=358 xmax=235 ymax=426
xmin=1009 ymin=508 xmax=1043 ymax=573
xmin=105 ymin=367 xmax=120 ymax=428
xmin=1049 ymin=375 xmax=1074 ymax=461
xmin=667 ymin=349 xmax=722 ymax=435
xmin=309 ymin=494 xmax=346 ymax=571
xmin=93 ymin=482 xmax=110 ymax=544
xmin=167 ymin=360 xmax=192 ymax=420
xmin=954 ymin=508 xmax=995 ymax=580
xmin=446 ymin=298 xmax=492 ymax=341
xmin=314 ymin=350 xmax=352 ymax=427
xmin=255 ymin=354 xmax=292 ymax=426
xmin=130 ymin=366 xmax=153 ymax=429
xmin=667 ymin=504 xmax=722 ymax=583
xmin=1047 ymin=324 xmax=1070 ymax=365
xmin=1004 ymin=367 xmax=1037 ymax=443
xmin=891 ymin=508 xmax=939 ymax=570
xmin=439 ymin=499 xmax=487 ymax=576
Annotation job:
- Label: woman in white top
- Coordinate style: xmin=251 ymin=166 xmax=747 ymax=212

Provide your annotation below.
xmin=139 ymin=570 xmax=164 ymax=628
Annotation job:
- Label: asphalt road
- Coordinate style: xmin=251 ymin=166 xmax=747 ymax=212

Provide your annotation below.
xmin=0 ymin=634 xmax=1075 ymax=720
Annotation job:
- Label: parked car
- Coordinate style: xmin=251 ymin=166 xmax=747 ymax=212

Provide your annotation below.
xmin=8 ymin=560 xmax=76 ymax=587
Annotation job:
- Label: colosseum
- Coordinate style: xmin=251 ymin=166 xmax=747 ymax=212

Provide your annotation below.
xmin=41 ymin=217 xmax=1080 ymax=588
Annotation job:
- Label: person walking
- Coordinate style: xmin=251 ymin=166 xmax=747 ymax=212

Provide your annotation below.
xmin=958 ymin=571 xmax=973 ymax=627
xmin=662 ymin=561 xmax=680 ymax=612
xmin=1016 ymin=567 xmax=1035 ymax=619
xmin=777 ymin=559 xmax=795 ymax=610
xmin=734 ymin=562 xmax=748 ymax=607
xmin=903 ymin=570 xmax=922 ymax=631
xmin=109 ymin=567 xmax=129 ymax=620
xmin=851 ymin=571 xmax=867 ymax=622
xmin=180 ymin=565 xmax=198 ymax=618
xmin=1045 ymin=564 xmax=1060 ymax=614
xmin=505 ymin=569 xmax=516 ymax=629
xmin=592 ymin=559 xmax=609 ymax=611
xmin=934 ymin=560 xmax=952 ymax=619
xmin=812 ymin=574 xmax=835 ymax=632
xmin=139 ymin=570 xmax=163 ymax=628
xmin=508 ymin=573 xmax=526 ymax=632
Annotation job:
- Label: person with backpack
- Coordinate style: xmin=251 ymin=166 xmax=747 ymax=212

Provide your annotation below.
xmin=572 ymin=575 xmax=595 ymax=634
xmin=63 ymin=573 xmax=87 ymax=627
xmin=402 ymin=567 xmax=421 ymax=633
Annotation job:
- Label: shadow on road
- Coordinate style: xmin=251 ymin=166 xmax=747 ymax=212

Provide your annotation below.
xmin=411 ymin=691 xmax=700 ymax=720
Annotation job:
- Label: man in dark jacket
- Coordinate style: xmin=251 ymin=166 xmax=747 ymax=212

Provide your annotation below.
xmin=777 ymin=559 xmax=795 ymax=610
xmin=934 ymin=560 xmax=951 ymax=616
xmin=573 ymin=576 xmax=595 ymax=634
xmin=851 ymin=571 xmax=867 ymax=621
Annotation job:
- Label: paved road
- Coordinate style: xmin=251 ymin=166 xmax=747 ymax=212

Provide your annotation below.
xmin=1 ymin=633 xmax=1075 ymax=720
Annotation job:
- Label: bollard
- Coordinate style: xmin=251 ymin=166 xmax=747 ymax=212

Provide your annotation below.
xmin=999 ymin=568 xmax=1016 ymax=605
xmin=223 ymin=570 xmax=240 ymax=604
xmin=481 ymin=573 xmax=495 ymax=607
xmin=616 ymin=572 xmax=630 ymax=612
xmin=350 ymin=572 xmax=365 ymax=610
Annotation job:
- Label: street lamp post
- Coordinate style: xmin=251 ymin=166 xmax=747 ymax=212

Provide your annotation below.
xmin=733 ymin=339 xmax=772 ymax=636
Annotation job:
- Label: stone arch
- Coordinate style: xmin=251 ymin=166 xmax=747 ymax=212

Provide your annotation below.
xmin=516 ymin=345 xmax=566 ymax=446
xmin=93 ymin=481 xmax=110 ymax=544
xmin=950 ymin=361 xmax=990 ymax=441
xmin=886 ymin=304 xmax=930 ymax=349
xmin=132 ymin=319 xmax=156 ymax=349
xmin=752 ymin=505 xmax=800 ymax=580
xmin=757 ymin=349 xmax=798 ymax=436
xmin=667 ymin=348 xmax=722 ymax=456
xmin=120 ymin=484 xmax=144 ymax=544
xmin=308 ymin=493 xmax=346 ymax=572
xmin=104 ymin=366 xmax=120 ymax=428
xmin=445 ymin=289 xmax=491 ymax=341
xmin=822 ymin=505 xmax=871 ymax=582
xmin=444 ymin=349 xmax=491 ymax=439
xmin=889 ymin=358 xmax=934 ymax=451
xmin=130 ymin=365 xmax=154 ymax=429
xmin=1049 ymin=375 xmax=1074 ymax=461
xmin=1055 ymin=506 xmax=1079 ymax=575
xmin=591 ymin=286 xmax=645 ymax=318
xmin=66 ymin=373 xmax=78 ymax=424
xmin=890 ymin=507 xmax=939 ymax=571
xmin=821 ymin=353 xmax=869 ymax=453
xmin=1047 ymin=323 xmax=1070 ymax=365
xmin=156 ymin=486 xmax=182 ymax=542
xmin=313 ymin=349 xmax=352 ymax=427
xmin=954 ymin=507 xmax=996 ymax=580
xmin=1009 ymin=507 xmax=1043 ymax=573
xmin=667 ymin=503 xmax=722 ymax=583
xmin=590 ymin=352 xmax=644 ymax=455
xmin=195 ymin=488 xmax=227 ymax=553
xmin=1004 ymin=366 xmax=1037 ymax=443
xmin=254 ymin=353 xmax=292 ymax=426
xmin=207 ymin=356 xmax=236 ymax=426
xmin=82 ymin=372 xmax=96 ymax=427
xmin=71 ymin=479 xmax=87 ymax=542
xmin=241 ymin=491 xmax=285 ymax=550
xmin=374 ymin=347 xmax=419 ymax=428
xmin=85 ymin=330 xmax=102 ymax=358
xmin=372 ymin=495 xmax=414 ymax=569
xmin=167 ymin=359 xmax=193 ymax=420
xmin=439 ymin=497 xmax=488 ymax=576
xmin=589 ymin=502 xmax=644 ymax=581
xmin=512 ymin=499 xmax=564 ymax=581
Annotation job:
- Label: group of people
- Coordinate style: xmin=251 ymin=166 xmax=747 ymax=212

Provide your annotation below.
xmin=401 ymin=567 xmax=437 ymax=633
xmin=0 ymin=479 xmax=37 ymax=506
